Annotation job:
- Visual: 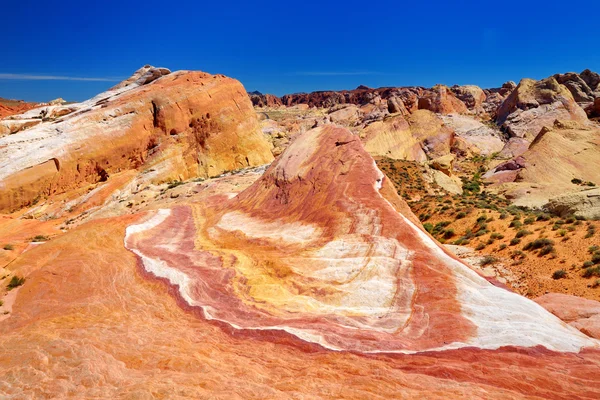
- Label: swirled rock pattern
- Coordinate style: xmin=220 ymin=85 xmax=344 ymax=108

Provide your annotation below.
xmin=125 ymin=125 xmax=598 ymax=354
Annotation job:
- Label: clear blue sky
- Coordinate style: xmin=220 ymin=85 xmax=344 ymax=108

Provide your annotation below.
xmin=2 ymin=0 xmax=599 ymax=102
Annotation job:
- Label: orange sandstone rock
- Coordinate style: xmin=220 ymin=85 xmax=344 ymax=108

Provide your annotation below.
xmin=0 ymin=67 xmax=273 ymax=213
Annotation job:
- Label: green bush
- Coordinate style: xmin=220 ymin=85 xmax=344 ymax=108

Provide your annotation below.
xmin=524 ymin=217 xmax=535 ymax=225
xmin=423 ymin=223 xmax=433 ymax=234
xmin=552 ymin=269 xmax=566 ymax=280
xmin=509 ymin=220 xmax=523 ymax=229
xmin=31 ymin=235 xmax=49 ymax=242
xmin=499 ymin=244 xmax=507 ymax=250
xmin=523 ymin=238 xmax=554 ymax=251
xmin=7 ymin=276 xmax=25 ymax=290
xmin=583 ymin=266 xmax=600 ymax=278
xmin=481 ymin=255 xmax=497 ymax=266
xmin=510 ymin=237 xmax=521 ymax=246
xmin=538 ymin=244 xmax=555 ymax=256
xmin=455 ymin=212 xmax=466 ymax=219
xmin=515 ymin=230 xmax=531 ymax=238
xmin=3 ymin=244 xmax=14 ymax=251
xmin=443 ymin=229 xmax=455 ymax=239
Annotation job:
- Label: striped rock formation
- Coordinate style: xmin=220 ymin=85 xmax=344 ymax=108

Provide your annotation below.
xmin=125 ymin=125 xmax=598 ymax=355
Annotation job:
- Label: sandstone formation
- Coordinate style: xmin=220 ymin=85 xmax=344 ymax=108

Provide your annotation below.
xmin=587 ymin=97 xmax=600 ymax=118
xmin=536 ymin=293 xmax=600 ymax=339
xmin=2 ymin=123 xmax=600 ymax=398
xmin=125 ymin=125 xmax=597 ymax=354
xmin=417 ymin=84 xmax=468 ymax=114
xmin=553 ymin=69 xmax=600 ymax=103
xmin=496 ymin=77 xmax=589 ymax=140
xmin=0 ymin=66 xmax=273 ymax=212
xmin=0 ymin=98 xmax=40 ymax=119
xmin=545 ymin=187 xmax=600 ymax=220
xmin=440 ymin=114 xmax=505 ymax=155
xmin=485 ymin=121 xmax=600 ymax=206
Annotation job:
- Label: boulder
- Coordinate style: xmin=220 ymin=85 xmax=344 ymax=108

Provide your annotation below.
xmin=586 ymin=97 xmax=600 ymax=118
xmin=440 ymin=114 xmax=505 ymax=156
xmin=535 ymin=293 xmax=600 ymax=339
xmin=387 ymin=96 xmax=409 ymax=115
xmin=553 ymin=72 xmax=596 ymax=102
xmin=544 ymin=188 xmax=600 ymax=219
xmin=429 ymin=154 xmax=455 ymax=176
xmin=450 ymin=85 xmax=486 ymax=111
xmin=417 ymin=85 xmax=468 ymax=114
xmin=496 ymin=77 xmax=589 ymax=140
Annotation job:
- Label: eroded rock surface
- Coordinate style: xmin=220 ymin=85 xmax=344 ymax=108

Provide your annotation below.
xmin=0 ymin=66 xmax=273 ymax=212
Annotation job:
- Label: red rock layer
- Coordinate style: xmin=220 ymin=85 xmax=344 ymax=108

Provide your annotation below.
xmin=125 ymin=125 xmax=598 ymax=355
xmin=0 ymin=98 xmax=39 ymax=118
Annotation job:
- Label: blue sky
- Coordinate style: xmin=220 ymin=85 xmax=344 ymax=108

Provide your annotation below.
xmin=2 ymin=0 xmax=599 ymax=102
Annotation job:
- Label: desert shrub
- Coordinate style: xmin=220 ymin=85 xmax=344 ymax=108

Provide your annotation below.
xmin=588 ymin=245 xmax=600 ymax=254
xmin=509 ymin=220 xmax=522 ymax=229
xmin=511 ymin=250 xmax=526 ymax=260
xmin=499 ymin=244 xmax=507 ymax=250
xmin=31 ymin=235 xmax=49 ymax=242
xmin=456 ymin=212 xmax=466 ymax=219
xmin=593 ymin=279 xmax=600 ymax=288
xmin=536 ymin=213 xmax=552 ymax=221
xmin=538 ymin=244 xmax=555 ymax=256
xmin=583 ymin=261 xmax=594 ymax=268
xmin=443 ymin=229 xmax=455 ymax=239
xmin=571 ymin=178 xmax=583 ymax=184
xmin=475 ymin=229 xmax=489 ymax=237
xmin=585 ymin=225 xmax=596 ymax=238
xmin=419 ymin=213 xmax=431 ymax=222
xmin=583 ymin=266 xmax=600 ymax=278
xmin=167 ymin=180 xmax=184 ymax=189
xmin=476 ymin=215 xmax=487 ymax=223
xmin=481 ymin=255 xmax=497 ymax=266
xmin=592 ymin=252 xmax=600 ymax=264
xmin=423 ymin=223 xmax=433 ymax=234
xmin=558 ymin=229 xmax=567 ymax=237
xmin=515 ymin=230 xmax=532 ymax=238
xmin=552 ymin=269 xmax=567 ymax=280
xmin=476 ymin=243 xmax=486 ymax=250
xmin=523 ymin=238 xmax=554 ymax=251
xmin=3 ymin=244 xmax=14 ymax=251
xmin=490 ymin=233 xmax=504 ymax=240
xmin=7 ymin=276 xmax=25 ymax=289
xmin=524 ymin=217 xmax=535 ymax=225
xmin=510 ymin=237 xmax=521 ymax=246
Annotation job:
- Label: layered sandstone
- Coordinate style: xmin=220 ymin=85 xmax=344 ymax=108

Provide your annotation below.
xmin=496 ymin=77 xmax=589 ymax=140
xmin=484 ymin=121 xmax=600 ymax=207
xmin=2 ymin=125 xmax=600 ymax=398
xmin=0 ymin=66 xmax=273 ymax=212
xmin=125 ymin=125 xmax=597 ymax=354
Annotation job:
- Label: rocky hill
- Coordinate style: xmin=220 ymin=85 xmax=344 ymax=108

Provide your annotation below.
xmin=1 ymin=67 xmax=600 ymax=398
xmin=0 ymin=65 xmax=273 ymax=213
